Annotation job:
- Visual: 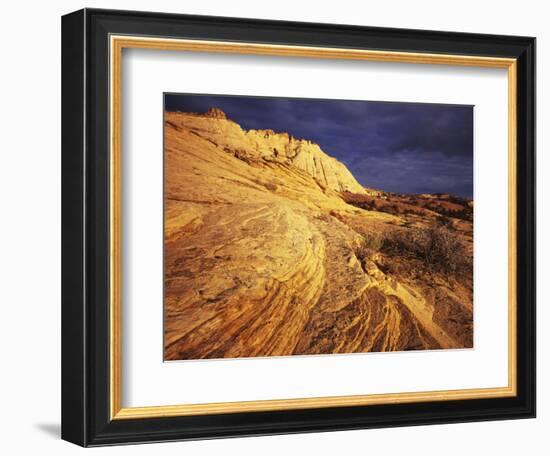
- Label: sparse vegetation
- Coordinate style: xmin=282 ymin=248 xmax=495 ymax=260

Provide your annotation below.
xmin=363 ymin=232 xmax=385 ymax=251
xmin=341 ymin=190 xmax=473 ymax=222
xmin=353 ymin=225 xmax=471 ymax=277
xmin=381 ymin=225 xmax=471 ymax=276
xmin=428 ymin=204 xmax=473 ymax=222
xmin=355 ymin=232 xmax=384 ymax=262
xmin=437 ymin=215 xmax=454 ymax=229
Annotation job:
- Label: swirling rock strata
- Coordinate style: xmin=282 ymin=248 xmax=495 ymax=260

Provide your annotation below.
xmin=164 ymin=109 xmax=473 ymax=360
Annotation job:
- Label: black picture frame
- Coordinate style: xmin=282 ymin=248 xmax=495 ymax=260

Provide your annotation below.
xmin=62 ymin=8 xmax=536 ymax=447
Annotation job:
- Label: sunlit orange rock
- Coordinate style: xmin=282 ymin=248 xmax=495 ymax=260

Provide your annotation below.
xmin=163 ymin=109 xmax=473 ymax=360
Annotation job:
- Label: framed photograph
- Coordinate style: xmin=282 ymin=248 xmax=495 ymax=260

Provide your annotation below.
xmin=61 ymin=8 xmax=535 ymax=446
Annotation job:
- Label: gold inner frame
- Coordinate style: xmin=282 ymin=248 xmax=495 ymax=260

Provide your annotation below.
xmin=109 ymin=35 xmax=518 ymax=420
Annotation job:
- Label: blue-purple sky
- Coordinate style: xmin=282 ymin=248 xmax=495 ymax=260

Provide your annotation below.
xmin=165 ymin=94 xmax=473 ymax=198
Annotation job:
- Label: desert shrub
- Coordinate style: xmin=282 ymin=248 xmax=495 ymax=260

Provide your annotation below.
xmin=448 ymin=194 xmax=468 ymax=205
xmin=433 ymin=206 xmax=473 ymax=222
xmin=264 ymin=182 xmax=278 ymax=192
xmin=437 ymin=215 xmax=454 ymax=229
xmin=362 ymin=200 xmax=375 ymax=210
xmin=362 ymin=232 xmax=384 ymax=252
xmin=355 ymin=232 xmax=384 ymax=265
xmin=382 ymin=226 xmax=471 ymax=276
xmin=375 ymin=203 xmax=400 ymax=216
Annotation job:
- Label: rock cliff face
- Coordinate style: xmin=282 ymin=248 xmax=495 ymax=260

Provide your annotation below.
xmin=244 ymin=128 xmax=367 ymax=194
xmin=168 ymin=108 xmax=366 ymax=194
xmin=164 ymin=109 xmax=473 ymax=360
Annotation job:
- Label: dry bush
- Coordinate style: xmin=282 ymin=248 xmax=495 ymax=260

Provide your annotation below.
xmin=437 ymin=215 xmax=454 ymax=229
xmin=362 ymin=232 xmax=384 ymax=252
xmin=354 ymin=232 xmax=384 ymax=264
xmin=382 ymin=226 xmax=471 ymax=276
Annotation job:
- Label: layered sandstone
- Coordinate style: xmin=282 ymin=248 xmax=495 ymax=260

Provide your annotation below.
xmin=164 ymin=108 xmax=473 ymax=360
xmin=166 ymin=109 xmax=367 ymax=194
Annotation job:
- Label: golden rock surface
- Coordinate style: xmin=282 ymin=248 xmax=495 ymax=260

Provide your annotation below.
xmin=164 ymin=110 xmax=473 ymax=360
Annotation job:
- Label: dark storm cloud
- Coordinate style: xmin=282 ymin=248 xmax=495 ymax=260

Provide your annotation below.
xmin=165 ymin=94 xmax=473 ymax=198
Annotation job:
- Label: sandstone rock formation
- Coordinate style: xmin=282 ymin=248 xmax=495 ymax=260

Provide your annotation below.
xmin=204 ymin=107 xmax=227 ymax=119
xmin=167 ymin=108 xmax=366 ymax=194
xmin=164 ymin=109 xmax=473 ymax=360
